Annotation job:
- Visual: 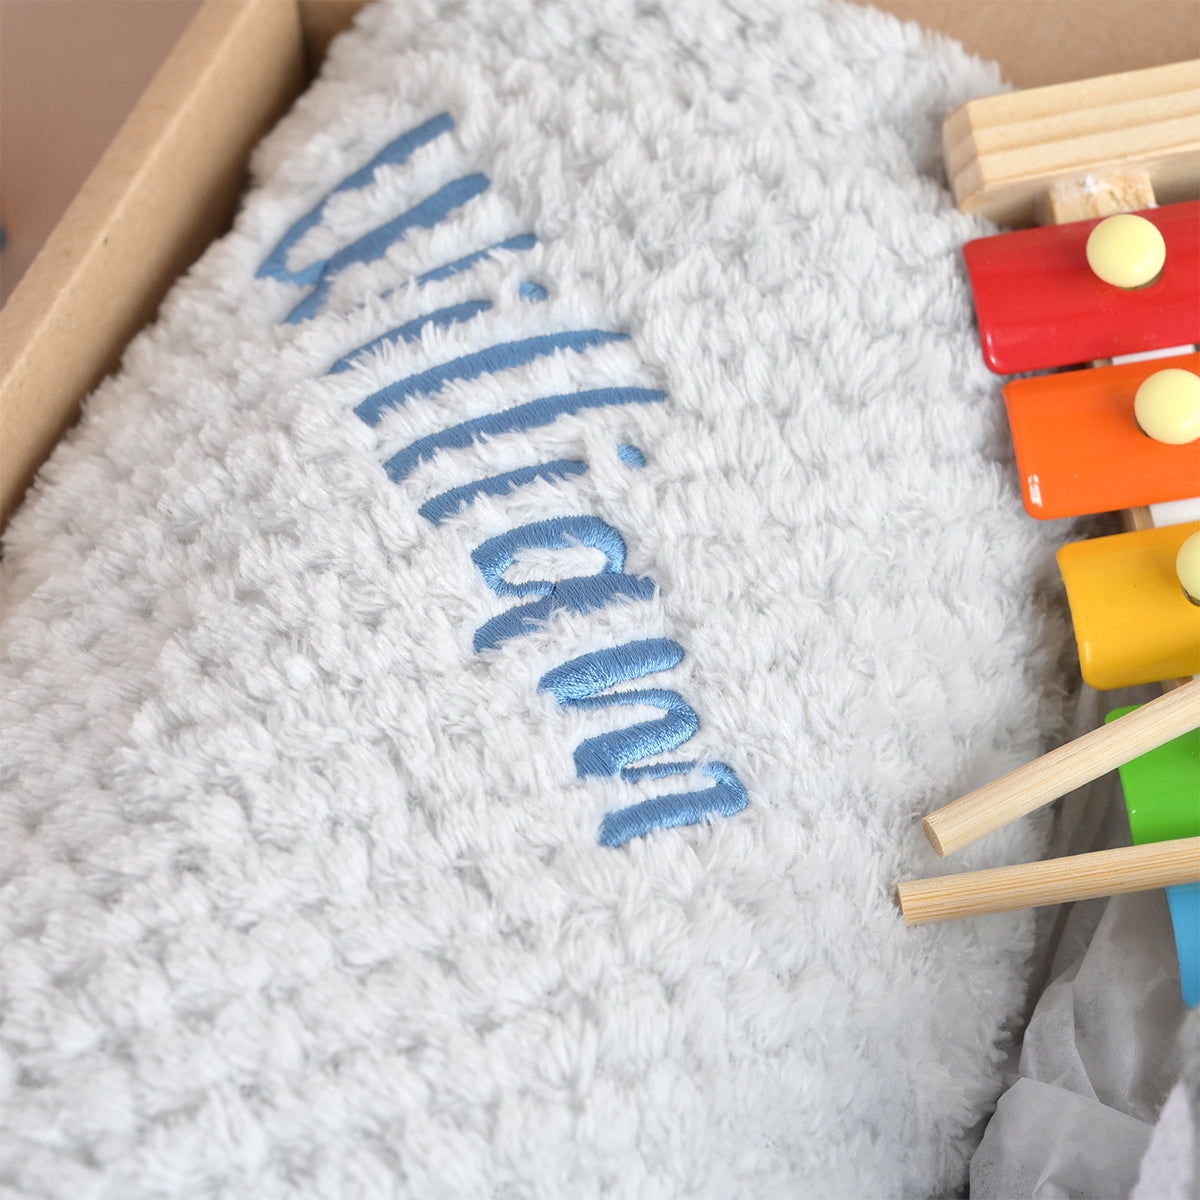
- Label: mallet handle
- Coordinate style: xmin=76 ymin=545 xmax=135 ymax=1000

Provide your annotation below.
xmin=923 ymin=678 xmax=1200 ymax=857
xmin=898 ymin=836 xmax=1200 ymax=926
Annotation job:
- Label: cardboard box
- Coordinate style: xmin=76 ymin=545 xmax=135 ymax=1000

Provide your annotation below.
xmin=1 ymin=0 xmax=1197 ymax=528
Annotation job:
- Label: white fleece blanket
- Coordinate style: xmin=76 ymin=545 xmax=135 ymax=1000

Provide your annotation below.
xmin=1 ymin=2 xmax=1092 ymax=1195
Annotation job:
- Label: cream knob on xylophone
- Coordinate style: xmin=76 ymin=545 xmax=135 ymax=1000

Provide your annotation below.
xmin=1135 ymin=368 xmax=1200 ymax=445
xmin=1179 ymin=531 xmax=1200 ymax=605
xmin=1086 ymin=213 xmax=1167 ymax=288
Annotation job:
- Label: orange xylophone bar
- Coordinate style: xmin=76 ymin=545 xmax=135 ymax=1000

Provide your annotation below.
xmin=1004 ymin=352 xmax=1200 ymax=521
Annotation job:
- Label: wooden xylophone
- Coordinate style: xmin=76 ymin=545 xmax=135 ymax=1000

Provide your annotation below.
xmin=896 ymin=60 xmax=1200 ymax=1009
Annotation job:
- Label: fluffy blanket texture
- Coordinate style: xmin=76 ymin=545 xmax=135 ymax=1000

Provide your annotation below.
xmin=1 ymin=1 xmax=1092 ymax=1195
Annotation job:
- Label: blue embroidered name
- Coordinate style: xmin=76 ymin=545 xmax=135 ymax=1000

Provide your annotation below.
xmin=260 ymin=111 xmax=749 ymax=847
xmin=470 ymin=517 xmax=657 ymax=652
xmin=540 ymin=642 xmax=748 ymax=846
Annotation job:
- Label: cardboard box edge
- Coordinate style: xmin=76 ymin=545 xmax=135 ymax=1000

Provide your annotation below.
xmin=0 ymin=0 xmax=309 ymax=529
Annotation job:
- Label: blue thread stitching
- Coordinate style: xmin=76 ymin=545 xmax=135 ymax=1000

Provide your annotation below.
xmin=569 ymin=689 xmax=700 ymax=777
xmin=320 ymin=175 xmax=490 ymax=276
xmin=328 ymin=300 xmax=494 ymax=375
xmin=473 ymin=574 xmax=656 ymax=653
xmin=257 ymin=113 xmax=455 ymax=287
xmin=286 ymin=174 xmax=491 ymax=324
xmin=416 ymin=234 xmax=538 ymax=285
xmin=355 ymin=329 xmax=629 ymax=426
xmin=539 ymin=643 xmax=697 ymax=776
xmin=382 ymin=387 xmax=666 ymax=483
xmin=598 ymin=762 xmax=749 ymax=847
xmin=418 ymin=460 xmax=587 ymax=526
xmin=539 ymin=639 xmax=685 ymax=702
xmin=472 ymin=515 xmax=629 ymax=598
xmin=259 ymin=112 xmax=748 ymax=849
xmin=538 ymin=641 xmax=749 ymax=846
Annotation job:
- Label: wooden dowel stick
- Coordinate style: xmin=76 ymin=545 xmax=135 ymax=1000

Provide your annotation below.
xmin=897 ymin=836 xmax=1200 ymax=927
xmin=923 ymin=679 xmax=1200 ymax=857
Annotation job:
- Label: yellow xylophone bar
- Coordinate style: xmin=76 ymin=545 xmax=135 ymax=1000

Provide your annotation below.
xmin=1058 ymin=520 xmax=1200 ymax=690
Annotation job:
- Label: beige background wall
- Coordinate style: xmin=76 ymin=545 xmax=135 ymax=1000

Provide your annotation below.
xmin=0 ymin=0 xmax=201 ymax=304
